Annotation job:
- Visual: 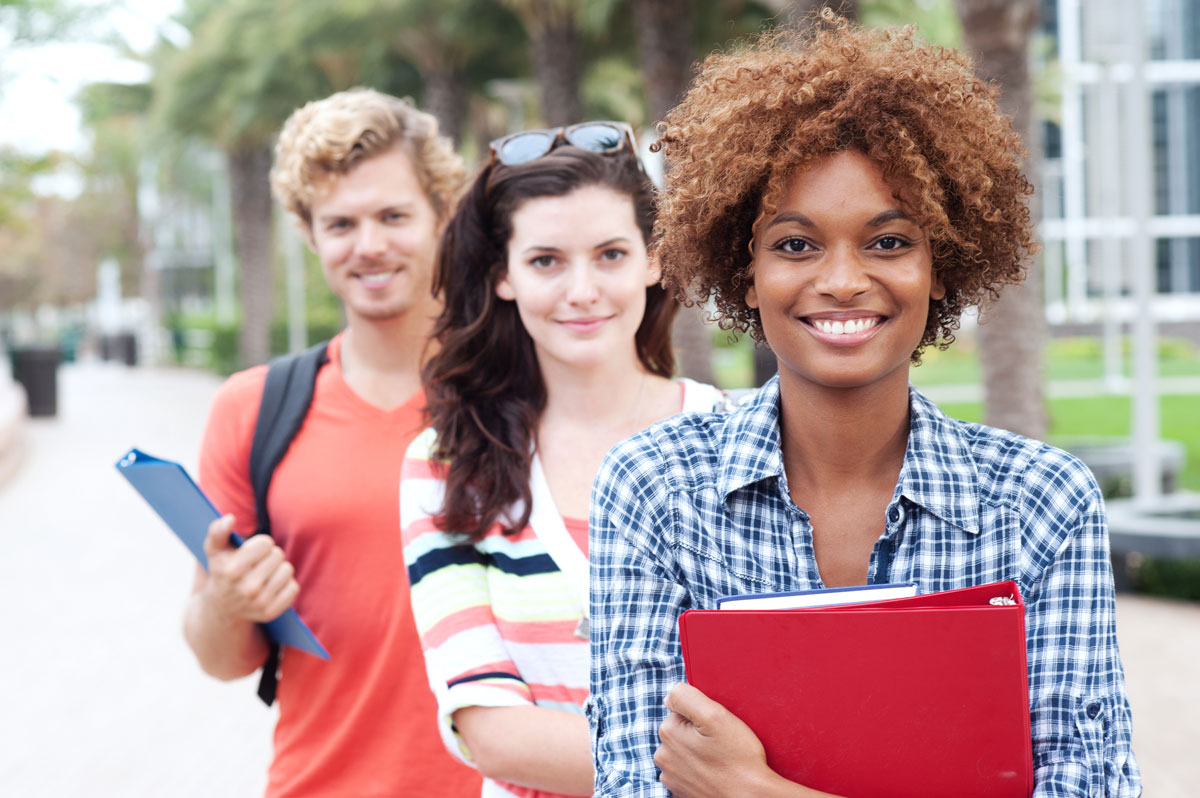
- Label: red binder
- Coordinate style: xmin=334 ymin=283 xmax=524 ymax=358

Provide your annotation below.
xmin=678 ymin=581 xmax=1033 ymax=798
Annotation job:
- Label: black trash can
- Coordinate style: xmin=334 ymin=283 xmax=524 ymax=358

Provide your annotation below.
xmin=10 ymin=345 xmax=60 ymax=417
xmin=115 ymin=332 xmax=138 ymax=366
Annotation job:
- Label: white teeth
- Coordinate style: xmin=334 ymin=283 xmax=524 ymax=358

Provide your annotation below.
xmin=814 ymin=318 xmax=878 ymax=335
xmin=359 ymin=272 xmax=392 ymax=287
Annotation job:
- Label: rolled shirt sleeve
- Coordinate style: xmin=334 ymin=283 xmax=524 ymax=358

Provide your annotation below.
xmin=1021 ymin=466 xmax=1141 ymax=797
xmin=589 ymin=436 xmax=685 ymax=798
xmin=400 ymin=430 xmax=536 ymax=767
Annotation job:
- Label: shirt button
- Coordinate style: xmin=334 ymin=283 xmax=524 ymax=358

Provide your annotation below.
xmin=1086 ymin=702 xmax=1102 ymax=719
xmin=887 ymin=504 xmax=904 ymax=525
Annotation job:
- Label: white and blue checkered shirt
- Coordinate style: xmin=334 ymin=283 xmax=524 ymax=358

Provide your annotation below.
xmin=589 ymin=376 xmax=1141 ymax=797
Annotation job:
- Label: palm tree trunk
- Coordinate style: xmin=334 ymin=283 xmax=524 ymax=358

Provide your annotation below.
xmin=633 ymin=0 xmax=693 ymax=124
xmin=529 ymin=11 xmax=582 ymax=126
xmin=955 ymin=0 xmax=1046 ymax=439
xmin=227 ymin=144 xmax=275 ymax=368
xmin=423 ymin=63 xmax=467 ymax=147
xmin=630 ymin=0 xmax=715 ymax=384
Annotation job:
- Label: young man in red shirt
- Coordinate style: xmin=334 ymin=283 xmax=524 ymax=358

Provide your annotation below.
xmin=184 ymin=88 xmax=481 ymax=798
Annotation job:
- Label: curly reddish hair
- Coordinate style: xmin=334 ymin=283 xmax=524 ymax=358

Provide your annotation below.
xmin=271 ymin=88 xmax=465 ymax=230
xmin=654 ymin=14 xmax=1037 ymax=354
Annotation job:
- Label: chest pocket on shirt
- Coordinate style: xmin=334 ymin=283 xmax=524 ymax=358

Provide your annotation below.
xmin=667 ymin=499 xmax=777 ymax=598
xmin=903 ymin=502 xmax=1019 ymax=592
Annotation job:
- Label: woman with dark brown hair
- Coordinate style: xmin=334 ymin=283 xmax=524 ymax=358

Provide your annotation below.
xmin=588 ymin=16 xmax=1140 ymax=798
xmin=400 ymin=125 xmax=725 ymax=798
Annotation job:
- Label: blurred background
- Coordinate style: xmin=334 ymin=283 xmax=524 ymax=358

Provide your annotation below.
xmin=1 ymin=0 xmax=1198 ymax=795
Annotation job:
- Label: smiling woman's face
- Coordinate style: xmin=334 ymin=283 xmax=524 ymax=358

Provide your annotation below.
xmin=747 ymin=150 xmax=945 ymax=394
xmin=496 ymin=184 xmax=658 ymax=374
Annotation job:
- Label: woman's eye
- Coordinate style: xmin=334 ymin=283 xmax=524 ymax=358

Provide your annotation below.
xmin=384 ymin=212 xmax=407 ymax=223
xmin=599 ymin=248 xmax=626 ymax=262
xmin=873 ymin=235 xmax=910 ymax=251
xmin=773 ymin=237 xmax=813 ymax=254
xmin=328 ymin=219 xmax=351 ymax=232
xmin=530 ymin=255 xmax=557 ymax=268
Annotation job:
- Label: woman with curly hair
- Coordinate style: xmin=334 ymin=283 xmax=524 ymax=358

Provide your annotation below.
xmin=400 ymin=126 xmax=725 ymax=798
xmin=588 ymin=16 xmax=1141 ymax=798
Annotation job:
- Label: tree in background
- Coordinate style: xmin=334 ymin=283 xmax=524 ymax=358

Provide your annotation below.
xmin=76 ymin=80 xmax=152 ymax=297
xmin=0 ymin=0 xmax=108 ymax=311
xmin=0 ymin=0 xmax=101 ymax=49
xmin=631 ymin=0 xmax=714 ymax=383
xmin=309 ymin=0 xmax=523 ymax=148
xmin=0 ymin=77 xmax=146 ymax=313
xmin=1 ymin=66 xmax=145 ymax=320
xmin=35 ymin=0 xmax=1043 ymax=391
xmin=151 ymin=0 xmax=529 ymax=367
xmin=862 ymin=0 xmax=959 ymax=46
xmin=154 ymin=0 xmax=357 ymax=367
xmin=502 ymin=0 xmax=626 ymax=127
xmin=633 ymin=0 xmax=693 ymax=124
xmin=955 ymin=0 xmax=1046 ymax=439
xmin=503 ymin=0 xmax=583 ymax=126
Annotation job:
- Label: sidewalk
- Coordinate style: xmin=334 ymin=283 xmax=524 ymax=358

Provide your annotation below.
xmin=0 ymin=361 xmax=272 ymax=797
xmin=0 ymin=361 xmax=1194 ymax=796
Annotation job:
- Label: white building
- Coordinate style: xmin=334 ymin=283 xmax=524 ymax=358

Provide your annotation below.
xmin=1042 ymin=0 xmax=1200 ymax=326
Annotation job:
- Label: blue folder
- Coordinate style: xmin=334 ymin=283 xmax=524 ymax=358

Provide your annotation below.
xmin=115 ymin=447 xmax=329 ymax=660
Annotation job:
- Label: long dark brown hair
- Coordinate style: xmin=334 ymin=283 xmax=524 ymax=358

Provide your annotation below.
xmin=424 ymin=146 xmax=677 ymax=540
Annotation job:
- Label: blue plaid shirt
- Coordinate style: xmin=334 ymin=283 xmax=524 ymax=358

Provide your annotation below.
xmin=589 ymin=376 xmax=1141 ymax=797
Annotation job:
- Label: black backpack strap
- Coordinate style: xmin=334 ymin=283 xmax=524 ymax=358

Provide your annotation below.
xmin=247 ymin=340 xmax=329 ymax=706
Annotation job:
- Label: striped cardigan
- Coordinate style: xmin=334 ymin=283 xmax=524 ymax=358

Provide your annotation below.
xmin=399 ymin=379 xmax=725 ymax=798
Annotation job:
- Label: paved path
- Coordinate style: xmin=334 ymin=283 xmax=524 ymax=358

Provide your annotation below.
xmin=0 ymin=361 xmax=272 ymax=797
xmin=0 ymin=361 xmax=1195 ymax=796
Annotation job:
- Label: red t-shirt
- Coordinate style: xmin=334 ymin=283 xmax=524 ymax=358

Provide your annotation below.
xmin=198 ymin=333 xmax=481 ymax=798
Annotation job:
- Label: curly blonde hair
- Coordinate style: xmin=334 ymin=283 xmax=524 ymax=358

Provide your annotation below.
xmin=270 ymin=88 xmax=465 ymax=229
xmin=655 ymin=14 xmax=1037 ymax=352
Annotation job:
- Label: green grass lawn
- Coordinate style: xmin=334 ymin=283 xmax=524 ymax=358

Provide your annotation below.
xmin=937 ymin=395 xmax=1200 ymax=493
xmin=915 ymin=336 xmax=1200 ymax=492
xmin=910 ymin=335 xmax=1200 ymax=384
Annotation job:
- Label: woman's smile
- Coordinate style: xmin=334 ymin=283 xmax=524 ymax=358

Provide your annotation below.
xmin=557 ymin=315 xmax=614 ymax=334
xmin=800 ymin=312 xmax=886 ymax=344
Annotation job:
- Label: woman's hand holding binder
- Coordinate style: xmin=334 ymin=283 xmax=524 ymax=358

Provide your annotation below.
xmin=655 ymin=682 xmax=842 ymax=798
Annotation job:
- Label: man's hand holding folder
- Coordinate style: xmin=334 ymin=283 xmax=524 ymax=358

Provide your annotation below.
xmin=200 ymin=513 xmax=299 ymax=625
xmin=115 ymin=447 xmax=327 ymax=672
xmin=182 ymin=512 xmax=302 ymax=682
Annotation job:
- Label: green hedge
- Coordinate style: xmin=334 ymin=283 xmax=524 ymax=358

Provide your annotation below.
xmin=1133 ymin=556 xmax=1200 ymax=601
xmin=171 ymin=316 xmax=343 ymax=375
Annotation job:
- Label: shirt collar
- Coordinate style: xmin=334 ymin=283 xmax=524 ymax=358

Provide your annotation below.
xmin=716 ymin=375 xmax=786 ymax=499
xmin=897 ymin=387 xmax=982 ymax=535
xmin=716 ymin=378 xmax=982 ymax=535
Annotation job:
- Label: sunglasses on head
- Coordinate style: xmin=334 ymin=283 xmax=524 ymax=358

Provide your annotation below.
xmin=489 ymin=121 xmax=638 ymax=166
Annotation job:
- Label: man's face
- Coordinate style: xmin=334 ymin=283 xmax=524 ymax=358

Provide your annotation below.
xmin=306 ymin=145 xmax=442 ymax=325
